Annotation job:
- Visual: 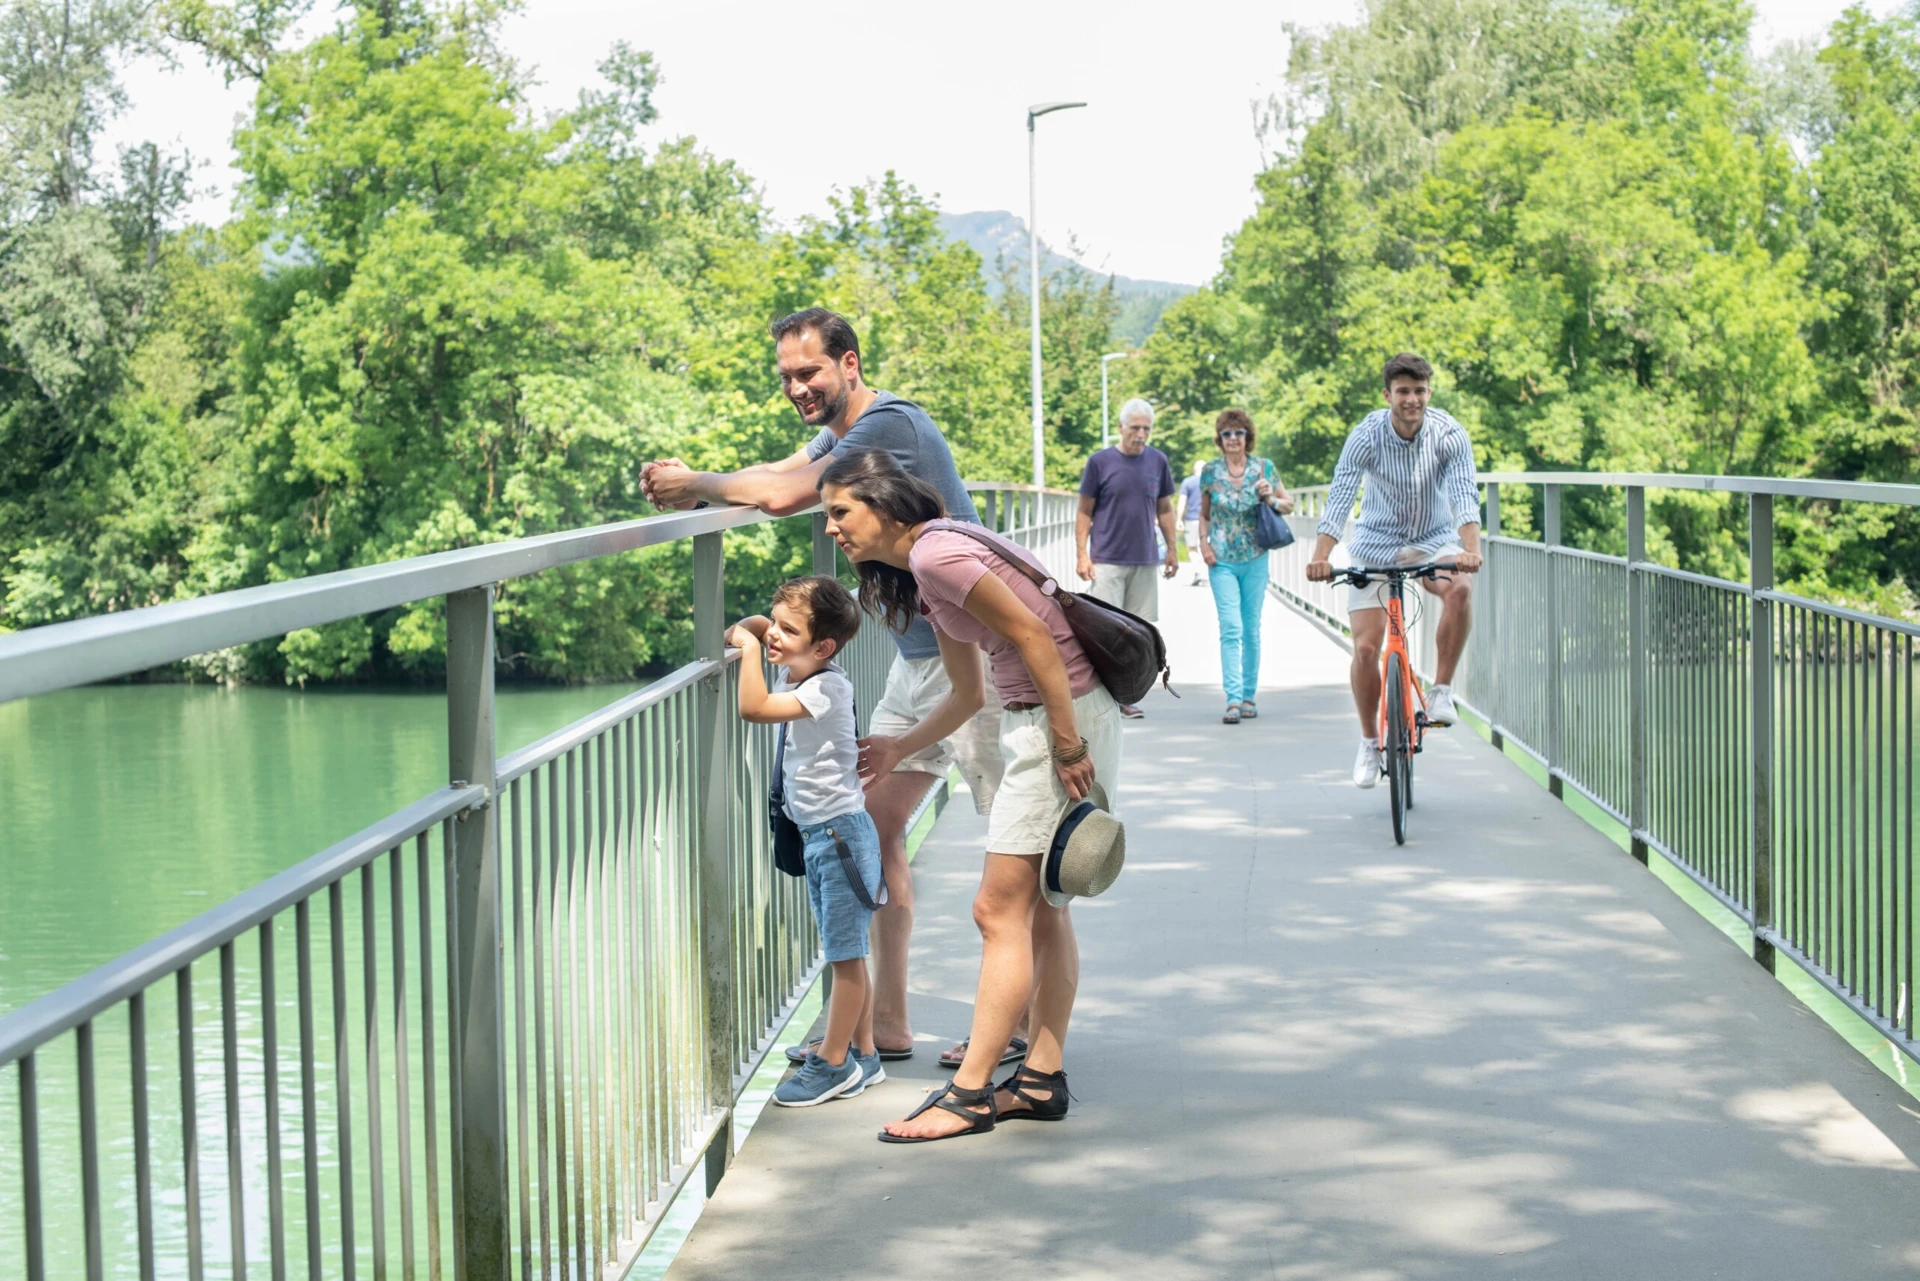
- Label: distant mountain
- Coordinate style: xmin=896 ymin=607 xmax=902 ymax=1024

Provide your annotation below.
xmin=936 ymin=211 xmax=1195 ymax=347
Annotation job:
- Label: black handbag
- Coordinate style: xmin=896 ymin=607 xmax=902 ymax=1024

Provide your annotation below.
xmin=923 ymin=520 xmax=1174 ymax=705
xmin=1252 ymin=460 xmax=1296 ymax=550
xmin=768 ymin=671 xmax=884 ymax=908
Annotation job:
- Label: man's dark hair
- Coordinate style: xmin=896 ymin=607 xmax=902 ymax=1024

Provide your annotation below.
xmin=770 ymin=308 xmax=861 ymax=366
xmin=771 ymin=575 xmax=863 ymax=658
xmin=1382 ymin=352 xmax=1434 ymax=389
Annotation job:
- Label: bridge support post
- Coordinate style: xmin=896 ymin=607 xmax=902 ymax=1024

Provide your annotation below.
xmin=1544 ymin=484 xmax=1563 ymax=798
xmin=1627 ymin=487 xmax=1649 ymax=865
xmin=984 ymin=489 xmax=1000 ymax=533
xmin=1483 ymin=484 xmax=1502 ymax=749
xmin=1749 ymin=495 xmax=1777 ymax=972
xmin=446 ymin=586 xmax=509 ymax=1277
xmin=692 ymin=531 xmax=737 ymax=1193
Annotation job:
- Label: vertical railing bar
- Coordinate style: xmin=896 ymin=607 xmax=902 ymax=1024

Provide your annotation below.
xmin=621 ymin=714 xmax=641 ymax=1235
xmin=361 ymin=864 xmax=388 ymax=1281
xmin=179 ymin=964 xmax=205 ymax=1281
xmin=220 ymin=940 xmax=249 ymax=1279
xmin=330 ymin=880 xmax=359 ymax=1281
xmin=78 ymin=1019 xmax=105 ymax=1281
xmin=1906 ymin=630 xmax=1915 ymax=1040
xmin=442 ymin=819 xmax=463 ymax=1271
xmin=591 ymin=730 xmax=609 ymax=1263
xmin=131 ymin=991 xmax=156 ymax=1281
xmin=530 ymin=764 xmax=554 ymax=1281
xmin=296 ymin=900 xmax=322 ymax=1281
xmin=1751 ymin=495 xmax=1774 ymax=966
xmin=566 ymin=747 xmax=587 ymax=1280
xmin=510 ymin=778 xmax=534 ymax=1280
xmin=20 ymin=1050 xmax=45 ymax=1281
xmin=417 ymin=829 xmax=444 ymax=1281
xmin=389 ymin=846 xmax=416 ymax=1281
xmin=545 ymin=757 xmax=571 ymax=1281
xmin=261 ymin=923 xmax=286 ymax=1281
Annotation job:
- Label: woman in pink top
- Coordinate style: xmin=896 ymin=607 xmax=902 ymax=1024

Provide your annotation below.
xmin=819 ymin=448 xmax=1124 ymax=1143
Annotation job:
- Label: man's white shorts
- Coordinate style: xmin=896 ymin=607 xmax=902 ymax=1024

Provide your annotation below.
xmin=869 ymin=652 xmax=1006 ymax=814
xmin=1345 ymin=543 xmax=1466 ymax=614
xmin=1088 ymin=562 xmax=1160 ymax=621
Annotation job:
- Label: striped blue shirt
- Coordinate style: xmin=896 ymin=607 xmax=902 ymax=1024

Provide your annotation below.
xmin=1315 ymin=408 xmax=1480 ymax=566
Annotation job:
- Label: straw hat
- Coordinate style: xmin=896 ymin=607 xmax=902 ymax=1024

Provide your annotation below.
xmin=1042 ymin=782 xmax=1125 ymax=909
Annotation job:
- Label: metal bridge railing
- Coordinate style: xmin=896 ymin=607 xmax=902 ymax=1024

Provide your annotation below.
xmin=0 ymin=482 xmax=1075 ymax=1281
xmin=1269 ymin=471 xmax=1920 ymax=1073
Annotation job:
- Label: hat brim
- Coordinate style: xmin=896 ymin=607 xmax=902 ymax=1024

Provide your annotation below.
xmin=1044 ymin=784 xmax=1122 ymax=909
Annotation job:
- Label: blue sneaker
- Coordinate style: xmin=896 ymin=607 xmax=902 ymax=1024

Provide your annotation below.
xmin=843 ymin=1048 xmax=887 ymax=1097
xmin=773 ymin=1051 xmax=863 ymax=1107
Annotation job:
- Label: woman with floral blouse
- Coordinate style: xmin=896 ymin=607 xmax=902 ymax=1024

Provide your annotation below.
xmin=1198 ymin=409 xmax=1293 ymax=723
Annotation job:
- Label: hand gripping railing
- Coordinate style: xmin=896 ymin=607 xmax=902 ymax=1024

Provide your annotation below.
xmin=0 ymin=483 xmax=1074 ymax=1280
xmin=1268 ymin=470 xmax=1920 ymax=1073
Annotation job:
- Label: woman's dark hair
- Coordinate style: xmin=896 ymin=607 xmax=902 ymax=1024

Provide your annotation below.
xmin=1215 ymin=407 xmax=1256 ymax=452
xmin=816 ymin=448 xmax=947 ymax=633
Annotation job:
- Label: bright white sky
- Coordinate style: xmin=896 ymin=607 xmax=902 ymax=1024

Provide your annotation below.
xmin=113 ymin=0 xmax=1889 ymax=287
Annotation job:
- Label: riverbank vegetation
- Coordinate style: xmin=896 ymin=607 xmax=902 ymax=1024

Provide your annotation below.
xmin=0 ymin=0 xmax=1119 ymax=683
xmin=1122 ymin=0 xmax=1920 ymax=613
xmin=6 ymin=0 xmax=1920 ymax=681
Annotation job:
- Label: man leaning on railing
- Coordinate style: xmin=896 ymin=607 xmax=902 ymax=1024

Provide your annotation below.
xmin=640 ymin=307 xmax=1005 ymax=1068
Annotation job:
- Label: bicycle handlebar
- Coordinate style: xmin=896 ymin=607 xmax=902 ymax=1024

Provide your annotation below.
xmin=1329 ymin=561 xmax=1459 ymax=587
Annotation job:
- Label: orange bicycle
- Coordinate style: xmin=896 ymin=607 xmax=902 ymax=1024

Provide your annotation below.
xmin=1331 ymin=561 xmax=1456 ymax=844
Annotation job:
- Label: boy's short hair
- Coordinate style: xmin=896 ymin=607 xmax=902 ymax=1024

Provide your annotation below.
xmin=772 ymin=575 xmax=862 ymax=657
xmin=1382 ymin=352 xmax=1434 ymax=389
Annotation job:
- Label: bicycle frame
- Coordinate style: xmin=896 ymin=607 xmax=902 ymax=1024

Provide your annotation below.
xmin=1373 ymin=576 xmax=1428 ymax=753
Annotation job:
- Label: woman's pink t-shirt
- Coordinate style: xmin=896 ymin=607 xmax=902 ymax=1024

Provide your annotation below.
xmin=908 ymin=525 xmax=1100 ymax=706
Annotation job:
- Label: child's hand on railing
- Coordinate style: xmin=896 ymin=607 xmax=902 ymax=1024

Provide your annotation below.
xmin=724 ymin=617 xmax=769 ymax=651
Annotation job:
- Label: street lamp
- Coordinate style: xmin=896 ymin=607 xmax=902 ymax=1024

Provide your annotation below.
xmin=1100 ymin=351 xmax=1131 ymax=450
xmin=1028 ymin=99 xmax=1087 ymax=488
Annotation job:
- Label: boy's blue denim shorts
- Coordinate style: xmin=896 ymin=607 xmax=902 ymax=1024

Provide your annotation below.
xmin=800 ymin=811 xmax=884 ymax=962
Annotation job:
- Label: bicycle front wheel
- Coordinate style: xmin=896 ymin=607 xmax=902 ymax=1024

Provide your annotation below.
xmin=1386 ymin=653 xmax=1410 ymax=845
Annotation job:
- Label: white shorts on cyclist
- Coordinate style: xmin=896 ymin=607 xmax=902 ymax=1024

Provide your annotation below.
xmin=1344 ymin=542 xmax=1466 ymax=615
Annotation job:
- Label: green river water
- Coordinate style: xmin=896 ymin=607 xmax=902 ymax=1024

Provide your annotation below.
xmin=1 ymin=680 xmax=674 ymax=1277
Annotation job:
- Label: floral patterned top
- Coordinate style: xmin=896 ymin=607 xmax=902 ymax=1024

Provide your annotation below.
xmin=1201 ymin=456 xmax=1281 ymax=565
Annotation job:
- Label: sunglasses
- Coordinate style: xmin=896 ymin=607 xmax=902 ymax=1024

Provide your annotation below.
xmin=1217 ymin=429 xmax=1248 ymax=440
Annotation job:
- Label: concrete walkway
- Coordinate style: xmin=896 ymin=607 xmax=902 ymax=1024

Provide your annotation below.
xmin=671 ymin=583 xmax=1920 ymax=1279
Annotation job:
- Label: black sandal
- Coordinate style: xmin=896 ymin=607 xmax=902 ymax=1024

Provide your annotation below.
xmin=995 ymin=1064 xmax=1073 ymax=1122
xmin=876 ymin=1080 xmax=997 ymax=1144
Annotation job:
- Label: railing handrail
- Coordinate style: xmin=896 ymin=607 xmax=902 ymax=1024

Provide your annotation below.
xmin=0 ymin=783 xmax=484 ymax=1066
xmin=0 ymin=483 xmax=1078 ymax=708
xmin=1289 ymin=472 xmax=1920 ymax=507
xmin=0 ymin=504 xmax=772 ymax=706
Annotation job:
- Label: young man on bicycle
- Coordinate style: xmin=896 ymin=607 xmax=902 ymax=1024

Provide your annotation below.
xmin=1305 ymin=353 xmax=1483 ymax=788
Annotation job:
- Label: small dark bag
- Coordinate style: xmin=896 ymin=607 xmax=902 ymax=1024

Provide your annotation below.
xmin=924 ymin=520 xmax=1175 ymax=706
xmin=1251 ymin=459 xmax=1296 ymax=550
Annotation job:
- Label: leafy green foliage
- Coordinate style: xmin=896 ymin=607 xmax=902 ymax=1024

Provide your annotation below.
xmin=0 ymin=0 xmax=1118 ymax=682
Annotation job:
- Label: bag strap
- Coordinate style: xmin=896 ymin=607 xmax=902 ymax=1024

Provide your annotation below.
xmin=826 ymin=825 xmax=886 ymax=908
xmin=921 ymin=520 xmax=1061 ymax=598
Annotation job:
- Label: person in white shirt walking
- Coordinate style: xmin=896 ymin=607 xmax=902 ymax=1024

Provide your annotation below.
xmin=1305 ymin=354 xmax=1483 ymax=788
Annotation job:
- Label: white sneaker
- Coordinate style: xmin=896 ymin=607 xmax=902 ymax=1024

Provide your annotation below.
xmin=1426 ymin=685 xmax=1457 ymax=727
xmin=1352 ymin=739 xmax=1383 ymax=789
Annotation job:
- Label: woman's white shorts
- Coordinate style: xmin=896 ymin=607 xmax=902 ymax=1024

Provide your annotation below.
xmin=985 ymin=684 xmax=1125 ymax=856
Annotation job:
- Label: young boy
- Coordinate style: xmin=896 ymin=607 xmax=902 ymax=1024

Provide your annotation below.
xmin=725 ymin=575 xmax=887 ymax=1106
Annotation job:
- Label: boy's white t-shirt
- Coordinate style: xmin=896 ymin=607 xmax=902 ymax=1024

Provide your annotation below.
xmin=778 ymin=665 xmax=864 ymax=825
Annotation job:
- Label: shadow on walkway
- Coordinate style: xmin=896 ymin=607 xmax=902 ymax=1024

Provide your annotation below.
xmin=670 ymin=585 xmax=1920 ymax=1280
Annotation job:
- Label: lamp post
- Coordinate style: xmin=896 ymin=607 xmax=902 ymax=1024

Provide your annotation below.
xmin=1100 ymin=351 xmax=1131 ymax=450
xmin=1028 ymin=100 xmax=1087 ymax=488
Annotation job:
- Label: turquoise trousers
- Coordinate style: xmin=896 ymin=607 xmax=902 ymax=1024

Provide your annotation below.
xmin=1208 ymin=555 xmax=1270 ymax=703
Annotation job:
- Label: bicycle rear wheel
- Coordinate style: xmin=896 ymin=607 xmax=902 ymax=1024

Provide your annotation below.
xmin=1386 ymin=654 xmax=1410 ymax=844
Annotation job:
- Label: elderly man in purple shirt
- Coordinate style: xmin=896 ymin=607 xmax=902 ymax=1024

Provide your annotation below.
xmin=1075 ymin=397 xmax=1179 ymax=717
